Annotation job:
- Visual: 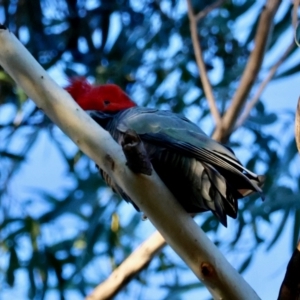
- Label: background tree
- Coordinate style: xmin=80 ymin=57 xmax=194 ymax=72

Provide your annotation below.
xmin=1 ymin=0 xmax=300 ymax=299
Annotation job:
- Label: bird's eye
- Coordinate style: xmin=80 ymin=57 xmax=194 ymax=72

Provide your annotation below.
xmin=104 ymin=100 xmax=110 ymax=106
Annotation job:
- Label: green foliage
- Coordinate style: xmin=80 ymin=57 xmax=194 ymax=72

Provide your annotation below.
xmin=0 ymin=0 xmax=299 ymax=299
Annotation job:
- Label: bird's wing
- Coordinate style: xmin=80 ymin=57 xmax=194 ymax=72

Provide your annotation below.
xmin=116 ymin=107 xmax=263 ymax=194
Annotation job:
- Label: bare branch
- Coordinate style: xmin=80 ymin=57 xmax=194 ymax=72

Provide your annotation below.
xmin=0 ymin=28 xmax=260 ymax=300
xmin=195 ymin=0 xmax=226 ymax=22
xmin=295 ymin=98 xmax=300 ymax=153
xmin=186 ymin=0 xmax=222 ymax=126
xmin=86 ymin=231 xmax=166 ymax=300
xmin=213 ymin=0 xmax=281 ymax=142
xmin=293 ymin=0 xmax=300 ymax=47
xmin=277 ymin=241 xmax=300 ymax=300
xmin=235 ymin=40 xmax=295 ymax=130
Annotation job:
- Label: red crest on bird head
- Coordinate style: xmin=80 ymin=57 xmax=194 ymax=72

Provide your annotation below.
xmin=66 ymin=78 xmax=136 ymax=112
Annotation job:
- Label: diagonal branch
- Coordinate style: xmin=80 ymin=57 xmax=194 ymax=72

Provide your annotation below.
xmin=86 ymin=231 xmax=165 ymax=300
xmin=295 ymin=97 xmax=300 ymax=153
xmin=235 ymin=40 xmax=295 ymax=130
xmin=186 ymin=0 xmax=222 ymax=126
xmin=293 ymin=0 xmax=300 ymax=42
xmin=195 ymin=0 xmax=226 ymax=22
xmin=213 ymin=0 xmax=281 ymax=142
xmin=277 ymin=241 xmax=300 ymax=300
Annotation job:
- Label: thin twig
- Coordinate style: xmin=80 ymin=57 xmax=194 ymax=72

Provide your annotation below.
xmin=195 ymin=0 xmax=226 ymax=22
xmin=293 ymin=0 xmax=300 ymax=46
xmin=86 ymin=231 xmax=166 ymax=300
xmin=295 ymin=98 xmax=300 ymax=153
xmin=235 ymin=40 xmax=295 ymax=130
xmin=213 ymin=0 xmax=281 ymax=142
xmin=293 ymin=1 xmax=300 ymax=152
xmin=186 ymin=0 xmax=222 ymax=127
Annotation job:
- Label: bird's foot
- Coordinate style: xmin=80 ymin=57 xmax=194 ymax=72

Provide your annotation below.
xmin=121 ymin=129 xmax=152 ymax=175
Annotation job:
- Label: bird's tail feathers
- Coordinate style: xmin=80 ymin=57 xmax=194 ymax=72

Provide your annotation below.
xmin=201 ymin=163 xmax=238 ymax=227
xmin=199 ymin=161 xmax=264 ymax=226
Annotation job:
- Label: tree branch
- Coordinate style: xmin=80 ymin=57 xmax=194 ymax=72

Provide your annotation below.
xmin=86 ymin=231 xmax=165 ymax=300
xmin=0 ymin=28 xmax=260 ymax=300
xmin=277 ymin=241 xmax=300 ymax=300
xmin=293 ymin=0 xmax=300 ymax=41
xmin=195 ymin=0 xmax=226 ymax=22
xmin=235 ymin=40 xmax=295 ymax=130
xmin=186 ymin=0 xmax=222 ymax=127
xmin=295 ymin=97 xmax=300 ymax=154
xmin=213 ymin=0 xmax=281 ymax=142
xmin=278 ymin=57 xmax=300 ymax=298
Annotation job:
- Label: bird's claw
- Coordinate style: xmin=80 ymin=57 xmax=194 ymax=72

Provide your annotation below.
xmin=121 ymin=129 xmax=152 ymax=176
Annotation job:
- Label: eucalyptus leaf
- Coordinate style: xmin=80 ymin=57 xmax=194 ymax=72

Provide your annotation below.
xmin=247 ymin=113 xmax=277 ymax=125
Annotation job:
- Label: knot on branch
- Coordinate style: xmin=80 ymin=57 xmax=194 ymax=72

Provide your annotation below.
xmin=200 ymin=262 xmax=216 ymax=278
xmin=105 ymin=154 xmax=115 ymax=171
